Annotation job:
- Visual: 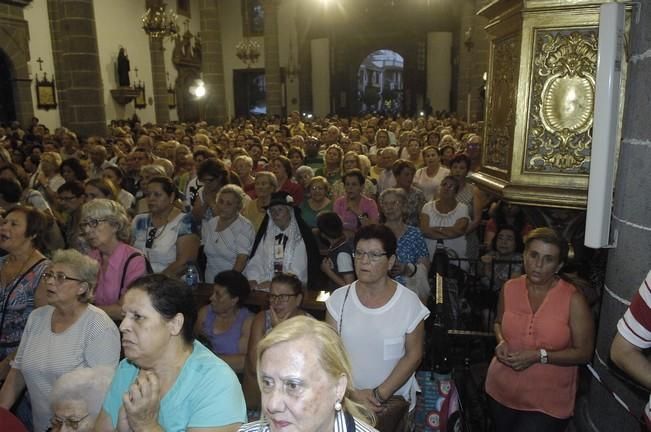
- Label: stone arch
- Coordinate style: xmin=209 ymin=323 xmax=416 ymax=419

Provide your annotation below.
xmin=331 ymin=36 xmax=424 ymax=116
xmin=356 ymin=49 xmax=405 ymax=114
xmin=0 ymin=21 xmax=34 ymax=126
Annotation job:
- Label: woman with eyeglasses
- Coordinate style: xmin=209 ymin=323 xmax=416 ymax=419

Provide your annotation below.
xmin=244 ymin=191 xmax=320 ymax=292
xmin=202 ymin=185 xmax=255 ymax=283
xmin=299 ymin=176 xmax=333 ymax=228
xmin=325 ymin=225 xmax=429 ymax=430
xmin=243 ymin=272 xmax=309 ymax=412
xmin=0 ymin=249 xmax=120 ymax=432
xmin=47 ymin=366 xmax=114 ymax=432
xmin=132 ymin=176 xmax=199 ymax=276
xmin=81 ymin=199 xmax=148 ymax=320
xmin=191 ymin=158 xmax=233 ymax=226
xmin=0 ymin=206 xmax=50 ymax=383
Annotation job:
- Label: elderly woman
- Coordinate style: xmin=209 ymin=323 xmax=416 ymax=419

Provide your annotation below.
xmin=326 ymin=225 xmax=429 ymax=428
xmin=294 ymin=165 xmax=315 ymax=191
xmin=202 ymin=185 xmax=256 ymax=283
xmin=84 ymin=178 xmax=118 ymax=203
xmin=81 ymin=199 xmax=148 ymax=320
xmin=299 ymin=176 xmax=333 ymax=228
xmin=239 ymin=316 xmax=377 ymax=432
xmin=485 ymin=228 xmax=594 ymax=431
xmin=399 ymin=137 xmax=424 ymax=168
xmin=132 ymin=176 xmax=199 ymax=276
xmin=94 ymin=274 xmax=246 ymax=432
xmin=192 ymin=158 xmax=233 ymax=225
xmin=269 ymin=156 xmax=304 ymax=205
xmin=33 ymin=151 xmax=65 ymax=201
xmin=391 ymin=160 xmax=426 ymax=227
xmin=420 ymin=175 xmax=470 ymax=262
xmin=57 ymin=180 xmax=88 ymax=251
xmin=244 ymin=191 xmax=320 ymax=291
xmin=49 ymin=366 xmax=114 ymax=432
xmin=242 ymin=171 xmax=277 ymax=232
xmin=413 ymin=146 xmax=450 ymax=202
xmin=0 ymin=249 xmax=120 ymax=432
xmin=0 ymin=206 xmax=50 ymax=380
xmin=243 ymin=273 xmax=311 ymax=411
xmin=331 ymin=152 xmax=377 ymax=199
xmin=315 ymin=144 xmax=343 ymax=184
xmin=233 ymin=155 xmax=256 ymax=196
xmin=333 ymin=170 xmax=380 ymax=238
xmin=379 ymin=189 xmax=430 ymax=301
xmin=102 ymin=165 xmax=136 ymax=211
xmin=134 ymin=164 xmax=167 ymax=213
xmin=287 ymin=146 xmax=305 ymax=175
xmin=60 ymin=158 xmax=88 ymax=183
xmin=195 ymin=271 xmax=254 ymax=373
xmin=450 ymin=153 xmax=486 ymax=259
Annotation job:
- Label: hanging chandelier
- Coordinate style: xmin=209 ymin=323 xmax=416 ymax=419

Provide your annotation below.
xmin=142 ymin=4 xmax=179 ymax=39
xmin=236 ymin=39 xmax=261 ymax=67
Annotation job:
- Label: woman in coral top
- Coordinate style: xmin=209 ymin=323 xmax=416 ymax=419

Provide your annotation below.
xmin=485 ymin=227 xmax=594 ymax=431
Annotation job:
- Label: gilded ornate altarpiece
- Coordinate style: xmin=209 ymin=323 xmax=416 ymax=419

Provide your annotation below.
xmin=475 ymin=0 xmax=630 ymax=209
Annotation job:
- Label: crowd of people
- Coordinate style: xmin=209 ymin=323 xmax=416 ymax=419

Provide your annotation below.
xmin=0 ymin=111 xmax=633 ymax=432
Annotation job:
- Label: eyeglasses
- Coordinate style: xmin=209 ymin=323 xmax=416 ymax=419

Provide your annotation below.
xmin=268 ymin=293 xmax=300 ymax=303
xmin=79 ymin=218 xmax=107 ymax=230
xmin=42 ymin=271 xmax=85 ymax=284
xmin=50 ymin=414 xmax=89 ymax=431
xmin=353 ymin=250 xmax=388 ymax=262
xmin=58 ymin=195 xmax=79 ymax=201
xmin=145 ymin=227 xmax=157 ymax=248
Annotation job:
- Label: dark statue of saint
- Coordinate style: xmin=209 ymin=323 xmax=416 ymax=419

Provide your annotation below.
xmin=117 ymin=48 xmax=130 ymax=87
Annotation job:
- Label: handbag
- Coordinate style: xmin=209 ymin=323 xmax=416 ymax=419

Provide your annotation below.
xmin=414 ymin=371 xmax=461 ymax=432
xmin=375 ymin=396 xmax=410 ymax=432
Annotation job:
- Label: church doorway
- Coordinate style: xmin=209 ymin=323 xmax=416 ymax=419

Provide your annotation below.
xmin=233 ymin=68 xmax=266 ymax=117
xmin=0 ymin=50 xmax=16 ymax=123
xmin=356 ymin=50 xmax=404 ymax=115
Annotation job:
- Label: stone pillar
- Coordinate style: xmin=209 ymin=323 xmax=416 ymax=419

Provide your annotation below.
xmin=310 ymin=38 xmax=330 ymax=118
xmin=262 ymin=0 xmax=282 ymax=117
xmin=576 ymin=2 xmax=651 ymax=431
xmin=426 ymin=32 xmax=452 ymax=113
xmin=47 ymin=0 xmax=106 ymax=137
xmin=457 ymin=0 xmax=489 ymax=121
xmin=199 ymin=0 xmax=227 ymax=125
xmin=148 ymin=36 xmax=170 ymax=124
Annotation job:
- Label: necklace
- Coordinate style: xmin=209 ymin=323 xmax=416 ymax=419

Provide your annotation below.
xmin=0 ymin=248 xmax=37 ymax=290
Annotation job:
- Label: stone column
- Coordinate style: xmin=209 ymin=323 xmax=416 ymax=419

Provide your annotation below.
xmin=575 ymin=2 xmax=651 ymax=431
xmin=262 ymin=0 xmax=282 ymax=117
xmin=47 ymin=0 xmax=106 ymax=137
xmin=199 ymin=0 xmax=227 ymax=125
xmin=148 ymin=36 xmax=170 ymax=124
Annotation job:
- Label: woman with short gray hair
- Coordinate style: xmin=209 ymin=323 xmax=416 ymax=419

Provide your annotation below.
xmin=81 ymin=199 xmax=148 ymax=319
xmin=49 ymin=366 xmax=115 ymax=432
xmin=202 ymin=185 xmax=255 ymax=282
xmin=0 ymin=249 xmax=120 ymax=432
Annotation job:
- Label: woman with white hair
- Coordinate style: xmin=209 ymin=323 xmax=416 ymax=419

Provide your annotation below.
xmin=49 ymin=366 xmax=115 ymax=432
xmin=244 ymin=191 xmax=320 ymax=291
xmin=202 ymin=185 xmax=255 ymax=283
xmin=81 ymin=199 xmax=148 ymax=320
xmin=0 ymin=249 xmax=120 ymax=432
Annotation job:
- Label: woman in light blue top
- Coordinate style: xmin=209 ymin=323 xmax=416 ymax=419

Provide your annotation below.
xmin=95 ymin=274 xmax=246 ymax=432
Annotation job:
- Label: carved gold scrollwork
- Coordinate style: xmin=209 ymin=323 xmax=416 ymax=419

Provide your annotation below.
xmin=485 ymin=34 xmax=520 ymax=171
xmin=526 ymin=30 xmax=598 ymax=174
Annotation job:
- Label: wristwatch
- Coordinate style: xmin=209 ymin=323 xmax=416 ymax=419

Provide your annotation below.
xmin=539 ymin=348 xmax=549 ymax=364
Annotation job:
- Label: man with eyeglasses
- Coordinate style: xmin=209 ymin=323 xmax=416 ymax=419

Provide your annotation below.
xmin=326 ymin=224 xmax=429 ymax=430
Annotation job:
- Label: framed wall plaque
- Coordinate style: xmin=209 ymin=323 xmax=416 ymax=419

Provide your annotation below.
xmin=134 ymin=84 xmax=146 ymax=109
xmin=35 ymin=73 xmax=57 ymax=110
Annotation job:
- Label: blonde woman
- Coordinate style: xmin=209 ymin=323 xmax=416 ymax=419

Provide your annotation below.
xmin=239 ymin=316 xmax=377 ymax=432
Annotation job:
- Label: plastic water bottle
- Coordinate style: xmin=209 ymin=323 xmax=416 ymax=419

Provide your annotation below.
xmin=184 ymin=261 xmax=199 ymax=289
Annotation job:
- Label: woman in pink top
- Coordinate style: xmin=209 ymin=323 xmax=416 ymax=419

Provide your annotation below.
xmin=81 ymin=199 xmax=147 ymax=320
xmin=333 ymin=169 xmax=379 ymax=238
xmin=485 ymin=227 xmax=594 ymax=431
